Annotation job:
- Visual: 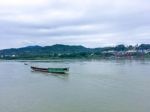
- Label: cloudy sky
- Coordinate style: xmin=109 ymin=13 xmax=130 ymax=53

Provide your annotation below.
xmin=0 ymin=0 xmax=150 ymax=49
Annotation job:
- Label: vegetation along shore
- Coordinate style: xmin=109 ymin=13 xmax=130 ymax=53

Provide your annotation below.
xmin=0 ymin=44 xmax=150 ymax=60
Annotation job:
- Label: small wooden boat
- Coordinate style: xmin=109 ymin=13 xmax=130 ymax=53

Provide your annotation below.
xmin=24 ymin=63 xmax=28 ymax=65
xmin=31 ymin=66 xmax=69 ymax=74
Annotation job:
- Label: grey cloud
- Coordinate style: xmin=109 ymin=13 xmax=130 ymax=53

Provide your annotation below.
xmin=0 ymin=0 xmax=150 ymax=49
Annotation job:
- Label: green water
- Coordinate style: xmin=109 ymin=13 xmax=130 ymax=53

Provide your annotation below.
xmin=0 ymin=59 xmax=150 ymax=112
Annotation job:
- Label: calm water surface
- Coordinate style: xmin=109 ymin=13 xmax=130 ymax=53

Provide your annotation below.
xmin=0 ymin=59 xmax=150 ymax=112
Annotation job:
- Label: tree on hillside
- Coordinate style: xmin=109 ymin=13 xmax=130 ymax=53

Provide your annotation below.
xmin=114 ymin=44 xmax=126 ymax=51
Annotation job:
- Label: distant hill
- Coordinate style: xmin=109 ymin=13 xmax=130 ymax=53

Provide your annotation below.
xmin=0 ymin=44 xmax=96 ymax=56
xmin=0 ymin=44 xmax=150 ymax=59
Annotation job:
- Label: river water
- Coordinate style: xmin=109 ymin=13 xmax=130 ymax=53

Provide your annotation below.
xmin=0 ymin=59 xmax=150 ymax=112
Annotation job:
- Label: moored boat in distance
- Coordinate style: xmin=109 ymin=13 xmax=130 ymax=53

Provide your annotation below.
xmin=24 ymin=63 xmax=28 ymax=65
xmin=31 ymin=66 xmax=69 ymax=74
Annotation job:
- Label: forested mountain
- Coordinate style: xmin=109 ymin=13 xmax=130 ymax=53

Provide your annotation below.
xmin=0 ymin=44 xmax=150 ymax=59
xmin=0 ymin=44 xmax=93 ymax=55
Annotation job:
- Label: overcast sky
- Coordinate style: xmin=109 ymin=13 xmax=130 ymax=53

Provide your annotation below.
xmin=0 ymin=0 xmax=150 ymax=49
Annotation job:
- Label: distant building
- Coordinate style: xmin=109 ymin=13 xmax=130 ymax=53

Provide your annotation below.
xmin=126 ymin=50 xmax=136 ymax=53
xmin=12 ymin=55 xmax=16 ymax=57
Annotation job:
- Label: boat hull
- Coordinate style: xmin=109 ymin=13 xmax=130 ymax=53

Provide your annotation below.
xmin=31 ymin=66 xmax=69 ymax=74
